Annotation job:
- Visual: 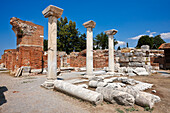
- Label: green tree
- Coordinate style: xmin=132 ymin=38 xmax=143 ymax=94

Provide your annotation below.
xmin=57 ymin=17 xmax=83 ymax=54
xmin=94 ymin=32 xmax=118 ymax=50
xmin=94 ymin=32 xmax=108 ymax=49
xmin=153 ymin=35 xmax=166 ymax=49
xmin=117 ymin=46 xmax=121 ymax=50
xmin=126 ymin=42 xmax=129 ymax=48
xmin=78 ymin=33 xmax=86 ymax=51
xmin=136 ymin=35 xmax=153 ymax=48
xmin=43 ymin=17 xmax=86 ymax=54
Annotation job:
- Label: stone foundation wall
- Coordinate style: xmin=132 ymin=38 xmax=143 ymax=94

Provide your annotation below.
xmin=70 ymin=47 xmax=152 ymax=69
xmin=43 ymin=51 xmax=65 ymax=69
xmin=1 ymin=49 xmax=17 ymax=70
xmin=150 ymin=50 xmax=164 ymax=69
xmin=115 ymin=48 xmax=150 ymax=68
xmin=0 ymin=17 xmax=44 ymax=71
xmin=17 ymin=46 xmax=43 ymax=69
xmin=70 ymin=50 xmax=109 ymax=68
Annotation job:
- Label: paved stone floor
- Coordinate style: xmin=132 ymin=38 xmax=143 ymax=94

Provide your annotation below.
xmin=0 ymin=72 xmax=89 ymax=113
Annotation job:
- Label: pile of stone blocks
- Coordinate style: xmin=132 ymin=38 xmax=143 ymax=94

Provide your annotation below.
xmin=115 ymin=45 xmax=154 ymax=76
xmin=89 ymin=76 xmax=160 ymax=108
xmin=116 ymin=45 xmax=150 ymax=67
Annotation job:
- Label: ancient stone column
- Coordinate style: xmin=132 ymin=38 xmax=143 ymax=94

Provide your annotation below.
xmin=105 ymin=29 xmax=118 ymax=73
xmin=42 ymin=5 xmax=63 ymax=80
xmin=83 ymin=20 xmax=96 ymax=76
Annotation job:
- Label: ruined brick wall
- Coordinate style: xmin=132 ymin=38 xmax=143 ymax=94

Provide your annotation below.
xmin=70 ymin=49 xmax=166 ymax=70
xmin=9 ymin=17 xmax=44 ymax=71
xmin=0 ymin=59 xmax=2 ymax=64
xmin=70 ymin=49 xmax=109 ymax=68
xmin=10 ymin=17 xmax=44 ymax=47
xmin=164 ymin=49 xmax=170 ymax=69
xmin=93 ymin=50 xmax=109 ymax=68
xmin=0 ymin=54 xmax=5 ymax=64
xmin=70 ymin=55 xmax=86 ymax=67
xmin=150 ymin=50 xmax=164 ymax=69
xmin=43 ymin=54 xmax=48 ymax=69
xmin=16 ymin=22 xmax=44 ymax=47
xmin=16 ymin=47 xmax=43 ymax=69
xmin=43 ymin=52 xmax=63 ymax=69
xmin=2 ymin=49 xmax=17 ymax=70
xmin=150 ymin=57 xmax=164 ymax=66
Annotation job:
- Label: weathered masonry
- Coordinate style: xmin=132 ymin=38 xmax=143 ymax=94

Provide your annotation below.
xmin=159 ymin=43 xmax=170 ymax=69
xmin=1 ymin=17 xmax=44 ymax=71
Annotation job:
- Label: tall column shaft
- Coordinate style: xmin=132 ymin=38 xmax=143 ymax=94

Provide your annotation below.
xmin=86 ymin=28 xmax=93 ymax=75
xmin=48 ymin=16 xmax=57 ymax=79
xmin=108 ymin=35 xmax=114 ymax=72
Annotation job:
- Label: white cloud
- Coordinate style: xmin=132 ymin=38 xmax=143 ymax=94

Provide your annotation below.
xmin=129 ymin=31 xmax=157 ymax=40
xmin=116 ymin=41 xmax=126 ymax=46
xmin=146 ymin=30 xmax=150 ymax=33
xmin=129 ymin=34 xmax=145 ymax=40
xmin=160 ymin=32 xmax=170 ymax=39
xmin=149 ymin=32 xmax=156 ymax=37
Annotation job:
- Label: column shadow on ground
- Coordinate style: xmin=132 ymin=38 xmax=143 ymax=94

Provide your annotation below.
xmin=0 ymin=86 xmax=8 ymax=106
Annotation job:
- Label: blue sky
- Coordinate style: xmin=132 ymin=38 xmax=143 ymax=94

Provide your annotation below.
xmin=0 ymin=0 xmax=170 ymax=56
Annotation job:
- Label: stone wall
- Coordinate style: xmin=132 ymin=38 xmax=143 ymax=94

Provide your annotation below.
xmin=150 ymin=50 xmax=164 ymax=69
xmin=2 ymin=49 xmax=17 ymax=70
xmin=159 ymin=43 xmax=170 ymax=69
xmin=70 ymin=46 xmax=154 ymax=70
xmin=70 ymin=50 xmax=109 ymax=68
xmin=10 ymin=17 xmax=44 ymax=47
xmin=42 ymin=51 xmax=67 ymax=69
xmin=17 ymin=46 xmax=43 ymax=69
xmin=0 ymin=17 xmax=45 ymax=71
xmin=115 ymin=48 xmax=150 ymax=68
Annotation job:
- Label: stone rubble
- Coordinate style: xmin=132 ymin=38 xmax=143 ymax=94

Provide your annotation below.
xmin=96 ymin=87 xmax=135 ymax=106
xmin=105 ymin=83 xmax=126 ymax=89
xmin=131 ymin=82 xmax=153 ymax=91
xmin=85 ymin=76 xmax=160 ymax=108
xmin=77 ymin=84 xmax=88 ymax=89
xmin=109 ymin=86 xmax=160 ymax=108
xmin=54 ymin=80 xmax=103 ymax=105
xmin=65 ymin=79 xmax=89 ymax=84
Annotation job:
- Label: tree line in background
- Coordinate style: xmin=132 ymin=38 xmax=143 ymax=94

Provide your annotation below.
xmin=136 ymin=35 xmax=166 ymax=49
xmin=44 ymin=17 xmax=118 ymax=54
xmin=117 ymin=35 xmax=166 ymax=50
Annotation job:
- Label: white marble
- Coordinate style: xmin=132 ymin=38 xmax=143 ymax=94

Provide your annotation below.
xmin=42 ymin=5 xmax=63 ymax=80
xmin=83 ymin=20 xmax=96 ymax=76
xmin=105 ymin=29 xmax=118 ymax=72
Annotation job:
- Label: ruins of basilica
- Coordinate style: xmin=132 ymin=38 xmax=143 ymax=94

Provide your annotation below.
xmin=0 ymin=4 xmax=170 ymax=110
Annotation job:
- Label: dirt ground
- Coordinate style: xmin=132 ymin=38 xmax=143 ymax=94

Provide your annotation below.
xmin=0 ymin=71 xmax=170 ymax=113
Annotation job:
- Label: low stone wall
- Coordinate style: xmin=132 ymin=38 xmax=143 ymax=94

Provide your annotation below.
xmin=2 ymin=49 xmax=17 ymax=71
xmin=150 ymin=50 xmax=164 ymax=69
xmin=70 ymin=49 xmax=109 ymax=68
xmin=70 ymin=47 xmax=151 ymax=69
xmin=69 ymin=47 xmax=166 ymax=71
xmin=115 ymin=49 xmax=150 ymax=67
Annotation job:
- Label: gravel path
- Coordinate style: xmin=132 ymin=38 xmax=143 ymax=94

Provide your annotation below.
xmin=0 ymin=72 xmax=89 ymax=113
